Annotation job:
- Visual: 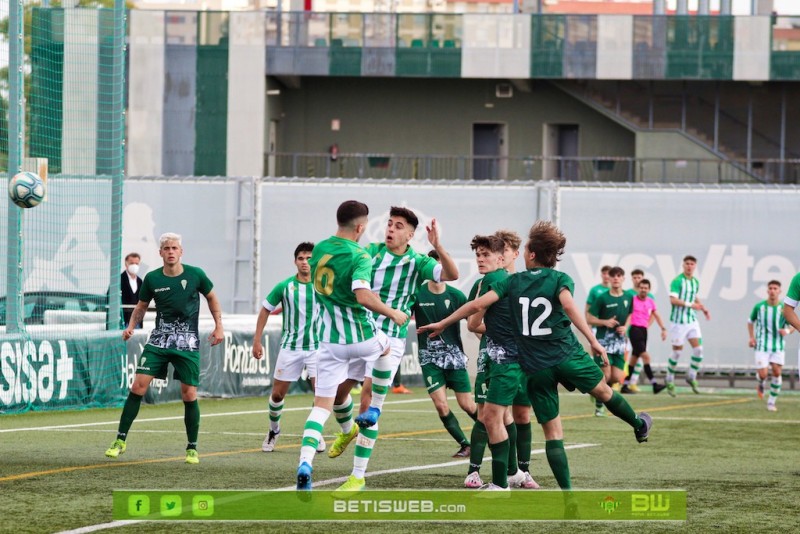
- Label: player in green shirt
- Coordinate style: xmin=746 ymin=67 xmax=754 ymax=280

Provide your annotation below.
xmin=105 ymin=233 xmax=224 ymax=464
xmin=491 ymin=229 xmax=538 ymax=490
xmin=666 ymin=255 xmax=711 ymax=396
xmin=252 ymin=242 xmax=325 ymax=453
xmin=330 ymin=206 xmax=459 ymax=494
xmin=296 ymin=201 xmax=407 ymax=493
xmin=413 ymin=250 xmax=477 ymax=458
xmin=587 ymin=266 xmax=632 ymax=416
xmin=748 ymin=280 xmax=792 ymax=412
xmin=420 ymin=221 xmax=651 ymax=491
xmin=585 ymin=265 xmax=611 ymax=318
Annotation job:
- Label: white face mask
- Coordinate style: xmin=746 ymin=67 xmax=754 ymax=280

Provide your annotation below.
xmin=127 ymin=264 xmax=140 ymax=276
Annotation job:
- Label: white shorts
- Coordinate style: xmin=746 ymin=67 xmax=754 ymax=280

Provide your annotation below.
xmin=273 ymin=348 xmax=318 ymax=382
xmin=755 ymin=351 xmax=785 ymax=369
xmin=669 ymin=321 xmax=702 ymax=346
xmin=357 ymin=336 xmax=407 ymax=382
xmin=315 ymin=332 xmax=390 ymax=398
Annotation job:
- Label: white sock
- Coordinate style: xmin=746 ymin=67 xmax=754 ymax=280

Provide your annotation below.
xmin=333 ymin=395 xmax=353 ymax=434
xmin=268 ymin=398 xmax=284 ymax=433
xmin=298 ymin=406 xmax=330 ymax=467
xmin=369 ymin=357 xmax=395 ymax=411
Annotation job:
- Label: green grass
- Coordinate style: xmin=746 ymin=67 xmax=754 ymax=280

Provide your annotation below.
xmin=1 ymin=386 xmax=798 ymax=533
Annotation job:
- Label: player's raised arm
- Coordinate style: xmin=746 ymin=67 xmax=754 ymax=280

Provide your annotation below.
xmin=419 ymin=290 xmax=500 ymax=338
xmin=426 ymin=218 xmax=459 ymax=282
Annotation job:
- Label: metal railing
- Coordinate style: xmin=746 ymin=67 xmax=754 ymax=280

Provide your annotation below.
xmin=264 ymin=153 xmax=800 ymax=184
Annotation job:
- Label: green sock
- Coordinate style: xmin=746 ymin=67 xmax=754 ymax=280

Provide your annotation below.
xmin=467 ymin=410 xmax=478 ymax=422
xmin=516 ymin=422 xmax=532 ymax=472
xmin=595 ymin=398 xmax=604 ymax=410
xmin=545 ymin=439 xmax=571 ymax=489
xmin=468 ymin=421 xmax=488 ymax=474
xmin=505 ymin=423 xmax=518 ymax=476
xmin=604 ymin=391 xmax=642 ymax=429
xmin=489 ymin=439 xmax=510 ymax=488
xmin=184 ymin=400 xmax=200 ymax=449
xmin=440 ymin=410 xmax=469 ymax=446
xmin=116 ymin=392 xmax=143 ymax=440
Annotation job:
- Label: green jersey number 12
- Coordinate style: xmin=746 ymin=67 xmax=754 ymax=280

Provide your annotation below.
xmin=519 ymin=296 xmax=553 ymax=336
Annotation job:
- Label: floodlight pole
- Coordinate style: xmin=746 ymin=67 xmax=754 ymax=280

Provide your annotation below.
xmin=5 ymin=0 xmax=25 ymax=333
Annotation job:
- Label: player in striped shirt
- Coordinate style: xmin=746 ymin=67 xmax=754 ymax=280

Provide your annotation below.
xmin=748 ymin=280 xmax=792 ymax=412
xmin=666 ymin=255 xmax=711 ymax=396
xmin=296 ymin=201 xmax=407 ymax=493
xmin=331 ymin=206 xmax=459 ymax=494
xmin=252 ymin=242 xmax=324 ymax=453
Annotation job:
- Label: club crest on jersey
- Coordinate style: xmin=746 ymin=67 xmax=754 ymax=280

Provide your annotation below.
xmin=445 ymin=299 xmax=451 ymax=308
xmin=181 ymin=280 xmax=187 ymax=290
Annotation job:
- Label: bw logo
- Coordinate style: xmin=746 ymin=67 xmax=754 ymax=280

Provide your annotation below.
xmin=632 ymin=494 xmax=670 ymax=512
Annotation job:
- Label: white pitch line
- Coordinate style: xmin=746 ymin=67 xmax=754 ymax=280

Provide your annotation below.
xmin=53 ymin=443 xmax=599 ymax=534
xmin=655 ymin=416 xmax=800 ymax=424
xmin=0 ymin=397 xmax=439 ymax=433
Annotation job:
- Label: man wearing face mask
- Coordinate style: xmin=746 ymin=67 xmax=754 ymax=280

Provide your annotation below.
xmin=121 ymin=252 xmax=144 ymax=328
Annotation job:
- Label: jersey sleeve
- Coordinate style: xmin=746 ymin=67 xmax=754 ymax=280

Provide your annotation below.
xmin=194 ymin=267 xmax=214 ymax=296
xmin=138 ymin=273 xmax=154 ymax=303
xmin=491 ymin=276 xmax=509 ymax=299
xmin=669 ymin=276 xmax=681 ymax=298
xmin=748 ymin=303 xmax=760 ymax=324
xmin=785 ymin=272 xmax=800 ymax=308
xmin=264 ymin=279 xmax=287 ymax=312
xmin=417 ymin=253 xmax=442 ymax=283
xmin=351 ymin=250 xmax=374 ymax=289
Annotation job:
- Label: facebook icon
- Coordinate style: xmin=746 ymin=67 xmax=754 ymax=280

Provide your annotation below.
xmin=128 ymin=495 xmax=150 ymax=516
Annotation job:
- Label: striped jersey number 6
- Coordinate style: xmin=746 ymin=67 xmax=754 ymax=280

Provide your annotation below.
xmin=314 ymin=254 xmax=335 ymax=296
xmin=519 ymin=296 xmax=553 ymax=336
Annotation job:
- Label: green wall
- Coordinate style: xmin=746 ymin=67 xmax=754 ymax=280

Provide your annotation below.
xmin=277 ymin=78 xmax=635 ymax=159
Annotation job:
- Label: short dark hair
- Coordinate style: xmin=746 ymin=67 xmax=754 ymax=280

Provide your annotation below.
xmin=470 ymin=235 xmax=505 ymax=254
xmin=683 ymin=255 xmax=697 ymax=263
xmin=428 ymin=250 xmax=440 ymax=261
xmin=494 ymin=229 xmax=521 ymax=251
xmin=526 ymin=220 xmax=566 ymax=268
xmin=294 ymin=242 xmax=314 ymax=258
xmin=639 ymin=278 xmax=651 ymax=288
xmin=389 ymin=206 xmax=419 ymax=229
xmin=608 ymin=266 xmax=625 ymax=277
xmin=124 ymin=252 xmax=140 ymax=262
xmin=337 ymin=200 xmax=369 ymax=227
xmin=601 ymin=265 xmax=612 ymax=273
xmin=631 ymin=268 xmax=644 ymax=277
xmin=768 ymin=280 xmax=782 ymax=287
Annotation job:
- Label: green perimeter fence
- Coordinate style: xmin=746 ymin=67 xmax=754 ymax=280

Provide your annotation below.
xmin=1 ymin=4 xmax=126 ymax=414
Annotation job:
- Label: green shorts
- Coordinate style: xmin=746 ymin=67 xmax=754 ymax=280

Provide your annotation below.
xmin=474 ymin=372 xmax=487 ymax=404
xmin=594 ymin=353 xmax=626 ymax=371
xmin=526 ymin=352 xmax=604 ymax=424
xmin=486 ymin=362 xmax=530 ymax=407
xmin=136 ymin=345 xmax=201 ymax=386
xmin=422 ymin=364 xmax=471 ymax=394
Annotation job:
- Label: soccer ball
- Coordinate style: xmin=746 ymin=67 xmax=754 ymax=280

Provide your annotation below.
xmin=8 ymin=172 xmax=46 ymax=208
